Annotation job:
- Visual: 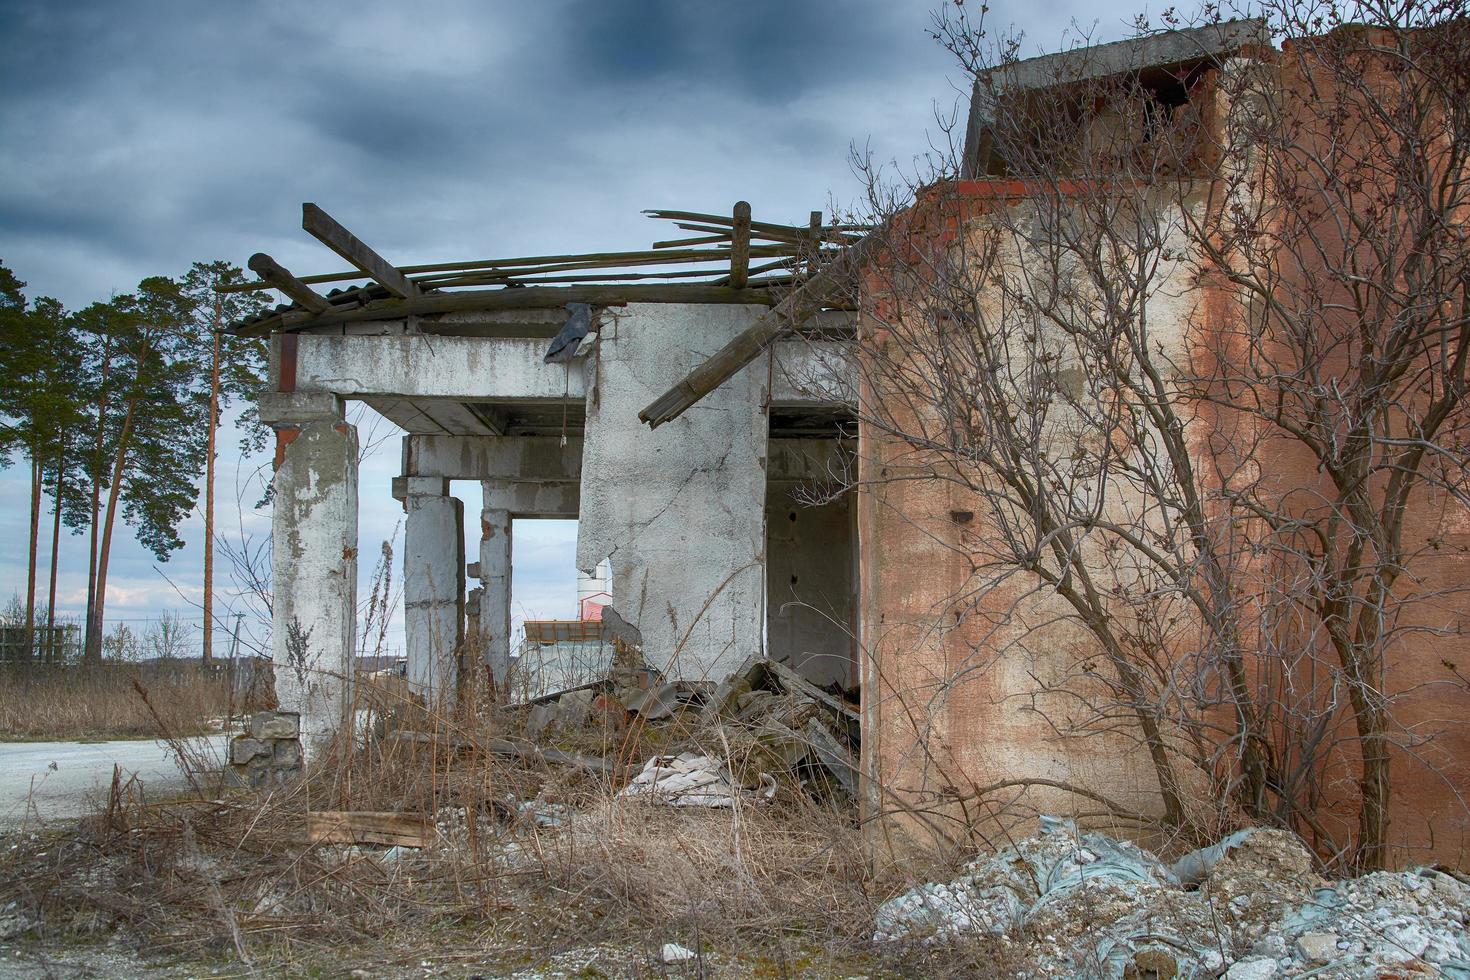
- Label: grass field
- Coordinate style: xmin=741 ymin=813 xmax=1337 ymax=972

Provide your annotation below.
xmin=0 ymin=663 xmax=245 ymax=740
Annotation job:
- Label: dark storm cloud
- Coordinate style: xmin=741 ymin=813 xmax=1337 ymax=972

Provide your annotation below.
xmin=0 ymin=0 xmax=1142 ymax=625
xmin=560 ymin=0 xmax=908 ymax=100
xmin=1 ymin=0 xmax=948 ymax=310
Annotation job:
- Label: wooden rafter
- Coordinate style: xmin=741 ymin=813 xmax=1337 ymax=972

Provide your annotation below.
xmin=302 ymin=203 xmax=417 ymax=299
xmin=729 ymin=201 xmax=751 ymax=290
xmin=246 ymin=253 xmax=331 ymax=314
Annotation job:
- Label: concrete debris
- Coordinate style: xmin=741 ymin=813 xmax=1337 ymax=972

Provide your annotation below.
xmin=1248 ymin=866 xmax=1470 ymax=977
xmin=617 ymin=753 xmax=774 ymax=808
xmin=873 ymin=817 xmax=1470 ymax=979
xmin=661 ymin=942 xmax=697 ymax=964
xmin=704 ymin=655 xmax=860 ymax=800
xmin=873 ymin=815 xmax=1179 ymax=947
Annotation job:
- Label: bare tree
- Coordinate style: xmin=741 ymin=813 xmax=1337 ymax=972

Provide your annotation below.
xmin=843 ymin=0 xmax=1468 ymax=869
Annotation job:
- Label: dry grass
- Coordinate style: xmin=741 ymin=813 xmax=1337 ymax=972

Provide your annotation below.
xmin=0 ymin=682 xmax=1015 ymax=976
xmin=0 ymin=664 xmax=243 ymax=740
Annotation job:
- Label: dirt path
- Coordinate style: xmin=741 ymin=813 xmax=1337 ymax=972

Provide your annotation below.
xmin=0 ymin=736 xmax=228 ymax=830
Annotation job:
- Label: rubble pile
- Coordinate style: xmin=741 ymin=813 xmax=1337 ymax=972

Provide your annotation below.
xmin=874 ymin=817 xmax=1470 ymax=979
xmin=508 ymin=654 xmax=860 ymax=806
xmin=1240 ymin=867 xmax=1470 ymax=978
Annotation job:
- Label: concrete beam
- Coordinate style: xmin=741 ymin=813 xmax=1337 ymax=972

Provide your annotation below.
xmin=278 ymin=329 xmax=852 ymax=404
xmin=483 ymin=481 xmax=580 ymax=518
xmin=258 ymin=390 xmax=344 ymax=426
xmin=770 ymin=339 xmax=854 ymax=407
xmin=401 ymin=435 xmax=850 ymax=483
xmin=287 ymin=335 xmax=581 ymax=402
xmin=403 ymin=435 xmax=586 ymax=483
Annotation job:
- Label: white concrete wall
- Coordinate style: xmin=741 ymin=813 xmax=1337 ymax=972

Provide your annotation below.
xmin=576 ymin=303 xmax=769 ymax=682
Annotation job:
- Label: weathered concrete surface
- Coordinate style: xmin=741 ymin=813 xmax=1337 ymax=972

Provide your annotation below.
xmin=483 ymin=480 xmax=579 ymax=518
xmin=479 ymin=502 xmax=513 ymax=684
xmin=265 ymin=402 xmax=358 ymax=762
xmin=576 ymin=304 xmax=768 ymax=682
xmin=404 ymin=434 xmax=849 ymax=482
xmin=287 ymin=335 xmax=583 ymax=401
xmin=403 ymin=435 xmax=586 ymax=483
xmin=281 ymin=332 xmax=851 ymax=404
xmin=403 ymin=477 xmax=465 ymax=700
xmin=963 ymin=19 xmax=1268 ymax=176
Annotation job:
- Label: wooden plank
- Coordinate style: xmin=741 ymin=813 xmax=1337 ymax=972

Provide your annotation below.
xmin=306 ymin=810 xmax=432 ymax=848
xmin=233 ymin=283 xmax=780 ymax=336
xmin=301 ymin=203 xmax=417 ymax=299
xmin=219 ymin=244 xmax=801 ymax=294
xmin=729 ymin=201 xmax=751 ymax=290
xmin=246 ymin=253 xmax=331 ymax=314
xmin=487 ymin=738 xmax=614 ymax=774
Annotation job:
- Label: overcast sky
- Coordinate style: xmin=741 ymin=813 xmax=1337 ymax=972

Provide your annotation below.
xmin=0 ymin=0 xmax=1144 ymax=658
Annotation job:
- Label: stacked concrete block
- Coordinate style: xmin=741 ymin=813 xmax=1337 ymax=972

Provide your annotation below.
xmin=228 ymin=710 xmax=304 ymax=788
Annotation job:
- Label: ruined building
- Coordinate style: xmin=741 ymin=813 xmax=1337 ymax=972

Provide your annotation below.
xmin=238 ymin=20 xmax=1470 ymax=866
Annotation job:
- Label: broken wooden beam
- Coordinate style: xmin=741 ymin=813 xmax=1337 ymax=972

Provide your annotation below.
xmin=639 ymin=233 xmax=875 ymax=428
xmin=306 ymin=810 xmax=432 ymax=848
xmin=233 ymin=283 xmax=780 ymax=336
xmin=302 ymin=203 xmax=417 ymax=299
xmin=246 ymin=253 xmax=332 ymax=314
xmin=729 ymin=201 xmax=751 ymax=290
xmin=486 ymin=737 xmax=614 ymax=774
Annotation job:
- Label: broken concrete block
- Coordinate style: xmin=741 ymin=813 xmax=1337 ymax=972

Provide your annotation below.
xmin=250 ymin=710 xmax=301 ymax=740
xmin=622 ymin=682 xmax=680 ymax=720
xmin=272 ymin=739 xmax=303 ymax=769
xmin=230 ymin=736 xmax=270 ymax=765
xmin=661 ymin=943 xmax=696 ymax=964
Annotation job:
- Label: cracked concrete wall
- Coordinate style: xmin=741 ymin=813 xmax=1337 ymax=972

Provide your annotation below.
xmin=270 ymin=417 xmax=358 ymax=761
xmin=576 ymin=303 xmax=768 ymax=682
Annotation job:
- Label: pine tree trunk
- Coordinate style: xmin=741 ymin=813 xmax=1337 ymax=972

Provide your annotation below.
xmin=25 ymin=454 xmax=40 ymax=661
xmin=92 ymin=402 xmax=136 ymax=664
xmin=84 ymin=350 xmax=112 ymax=666
xmin=46 ymin=453 xmax=63 ymax=662
xmin=203 ymin=319 xmax=221 ymax=664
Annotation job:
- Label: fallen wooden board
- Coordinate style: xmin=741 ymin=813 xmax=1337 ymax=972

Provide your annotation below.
xmin=307 ymin=810 xmax=432 ymax=848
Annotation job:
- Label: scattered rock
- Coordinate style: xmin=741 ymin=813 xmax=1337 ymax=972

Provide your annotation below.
xmin=871 ymin=818 xmax=1470 ymax=980
xmin=1222 ymin=956 xmax=1277 ymax=979
xmin=661 ymin=942 xmax=696 ymax=964
xmin=1293 ymin=931 xmax=1337 ymax=962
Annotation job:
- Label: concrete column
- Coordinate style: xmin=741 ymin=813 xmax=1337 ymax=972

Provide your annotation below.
xmin=479 ymin=491 xmax=513 ymax=686
xmin=402 ymin=477 xmax=464 ymax=702
xmin=259 ymin=392 xmax=357 ymax=763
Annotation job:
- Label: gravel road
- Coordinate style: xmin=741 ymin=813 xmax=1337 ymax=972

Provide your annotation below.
xmin=0 ymin=736 xmax=228 ymax=830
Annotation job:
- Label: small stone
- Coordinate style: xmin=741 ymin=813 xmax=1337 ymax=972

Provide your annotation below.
xmin=229 ymin=736 xmax=270 ymax=764
xmin=662 ymin=943 xmax=696 ymax=964
xmin=1294 ymin=932 xmax=1338 ymax=962
xmin=1224 ymin=957 xmax=1278 ymax=980
xmin=250 ymin=710 xmax=300 ymax=739
xmin=272 ymin=738 xmax=303 ymax=768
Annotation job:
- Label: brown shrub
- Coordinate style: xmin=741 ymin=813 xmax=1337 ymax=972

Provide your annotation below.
xmin=0 ymin=663 xmax=243 ymax=740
